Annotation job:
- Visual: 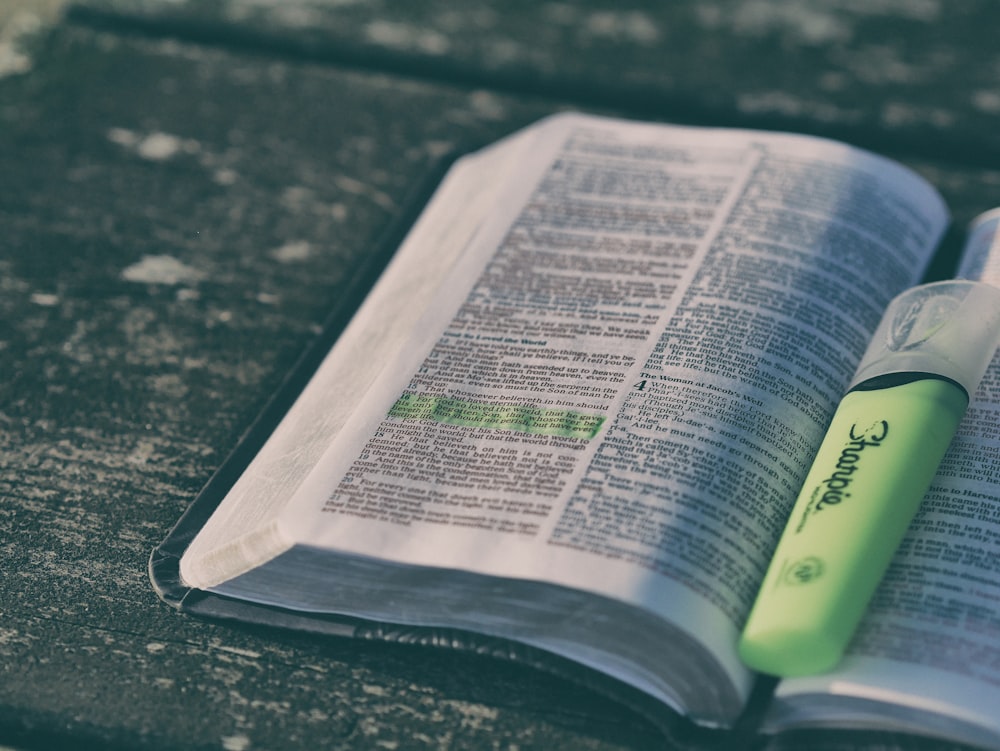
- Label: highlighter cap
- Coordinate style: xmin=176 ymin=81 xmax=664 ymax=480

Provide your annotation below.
xmin=957 ymin=208 xmax=1000 ymax=286
xmin=849 ymin=280 xmax=1000 ymax=395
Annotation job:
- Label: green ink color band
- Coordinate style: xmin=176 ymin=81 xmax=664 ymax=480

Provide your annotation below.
xmin=388 ymin=393 xmax=605 ymax=439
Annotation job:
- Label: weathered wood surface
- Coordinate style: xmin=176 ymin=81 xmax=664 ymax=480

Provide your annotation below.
xmin=71 ymin=0 xmax=1000 ymax=168
xmin=1 ymin=2 xmax=999 ymax=750
xmin=0 ymin=16 xmax=669 ymax=751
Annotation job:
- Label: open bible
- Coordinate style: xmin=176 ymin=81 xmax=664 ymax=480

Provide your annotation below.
xmin=151 ymin=113 xmax=1000 ymax=749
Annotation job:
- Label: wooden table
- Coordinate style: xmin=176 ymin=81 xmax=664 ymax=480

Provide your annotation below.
xmin=3 ymin=2 xmax=999 ymax=749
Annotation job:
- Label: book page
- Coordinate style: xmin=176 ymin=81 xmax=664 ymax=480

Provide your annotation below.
xmin=249 ymin=113 xmax=948 ymax=696
xmin=179 ymin=123 xmax=545 ymax=579
xmin=768 ymin=218 xmax=1000 ymax=747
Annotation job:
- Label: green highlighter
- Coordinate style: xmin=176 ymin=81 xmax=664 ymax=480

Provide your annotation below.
xmin=739 ymin=278 xmax=1000 ymax=677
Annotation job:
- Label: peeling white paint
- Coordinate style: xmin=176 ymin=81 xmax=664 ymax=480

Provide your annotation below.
xmin=333 ymin=175 xmax=395 ymax=211
xmin=735 ymin=2 xmax=850 ymax=43
xmin=29 ymin=292 xmax=59 ymax=306
xmin=271 ymin=240 xmax=312 ymax=263
xmin=305 ymin=708 xmax=329 ymax=722
xmin=139 ymin=132 xmax=182 ymax=160
xmin=364 ymin=21 xmax=451 ymax=55
xmin=137 ymin=132 xmax=185 ymax=161
xmin=482 ymin=37 xmax=522 ymax=67
xmin=281 ymin=186 xmax=314 ymax=212
xmin=107 ymin=127 xmax=200 ymax=161
xmin=736 ymin=91 xmax=855 ymax=123
xmin=837 ymin=0 xmax=940 ymax=21
xmin=468 ymin=91 xmax=507 ymax=121
xmin=423 ymin=140 xmax=455 ymax=159
xmin=0 ymin=626 xmax=36 ymax=647
xmin=0 ymin=40 xmax=30 ymax=77
xmin=973 ymin=91 xmax=1000 ymax=114
xmin=698 ymin=1 xmax=851 ymax=44
xmin=107 ymin=127 xmax=139 ymax=148
xmin=215 ymin=644 xmax=263 ymax=659
xmin=127 ymin=439 xmax=158 ymax=466
xmin=214 ymin=167 xmax=239 ymax=185
xmin=0 ymin=11 xmax=42 ymax=78
xmin=585 ymin=11 xmax=660 ymax=44
xmin=221 ymin=733 xmax=251 ymax=751
xmin=122 ymin=255 xmax=204 ymax=285
xmin=882 ymin=102 xmax=955 ymax=128
xmin=699 ymin=0 xmax=940 ymax=42
xmin=442 ymin=698 xmax=499 ymax=729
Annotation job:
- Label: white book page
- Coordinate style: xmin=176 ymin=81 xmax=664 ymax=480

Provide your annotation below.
xmin=769 ymin=659 xmax=1000 ymax=746
xmin=180 ymin=121 xmax=549 ymax=583
xmin=253 ymin=113 xmax=949 ymax=697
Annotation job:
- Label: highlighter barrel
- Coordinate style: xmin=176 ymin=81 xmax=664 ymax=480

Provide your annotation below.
xmin=739 ymin=376 xmax=966 ymax=676
xmin=739 ymin=279 xmax=1000 ymax=677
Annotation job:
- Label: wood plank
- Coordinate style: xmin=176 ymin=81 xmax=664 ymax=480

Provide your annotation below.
xmin=71 ymin=0 xmax=1000 ymax=165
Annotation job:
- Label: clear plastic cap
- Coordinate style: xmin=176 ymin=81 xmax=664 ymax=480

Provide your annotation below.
xmin=848 ymin=280 xmax=1000 ymax=395
xmin=957 ymin=208 xmax=1000 ymax=286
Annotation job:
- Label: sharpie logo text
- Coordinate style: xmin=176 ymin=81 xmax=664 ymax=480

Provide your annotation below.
xmin=814 ymin=420 xmax=889 ymax=511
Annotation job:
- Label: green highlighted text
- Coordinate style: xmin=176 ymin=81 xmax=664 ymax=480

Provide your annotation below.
xmin=388 ymin=393 xmax=605 ymax=439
